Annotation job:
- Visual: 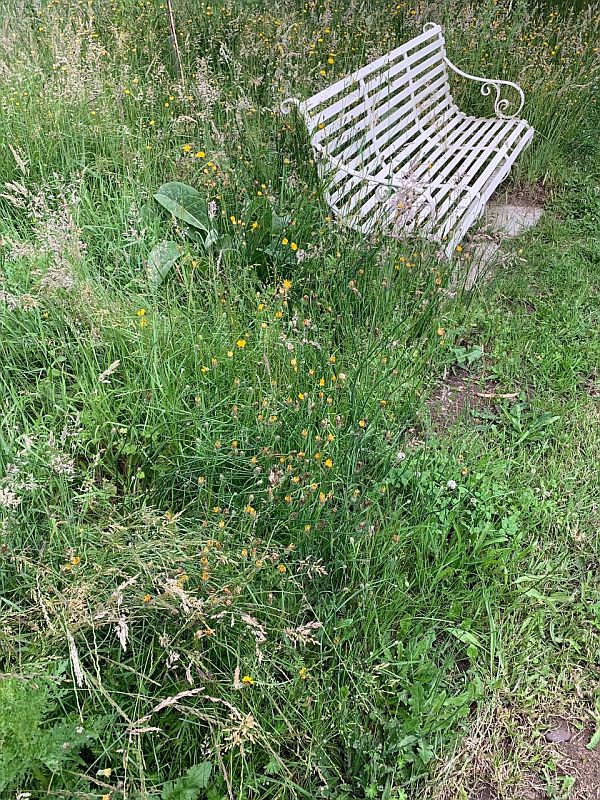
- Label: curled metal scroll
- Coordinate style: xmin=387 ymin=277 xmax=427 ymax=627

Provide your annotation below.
xmin=422 ymin=22 xmax=526 ymax=119
xmin=280 ymin=97 xmax=302 ymax=115
xmin=446 ymin=61 xmax=526 ymax=119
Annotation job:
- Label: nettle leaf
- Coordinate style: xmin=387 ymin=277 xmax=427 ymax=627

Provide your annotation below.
xmin=161 ymin=762 xmax=212 ymax=800
xmin=147 ymin=240 xmax=180 ymax=286
xmin=154 ymin=182 xmax=210 ymax=234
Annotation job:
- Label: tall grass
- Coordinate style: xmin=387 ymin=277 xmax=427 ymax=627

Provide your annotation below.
xmin=0 ymin=0 xmax=599 ymax=797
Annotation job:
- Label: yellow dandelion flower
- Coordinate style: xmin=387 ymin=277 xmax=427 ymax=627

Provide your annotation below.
xmin=236 ymin=339 xmax=247 ymax=348
xmin=290 ymin=242 xmax=298 ymax=251
xmin=282 ymin=237 xmax=289 ymax=246
xmin=324 ymin=458 xmax=333 ymax=468
xmin=241 ymin=675 xmax=254 ymax=685
xmin=182 ymin=144 xmax=192 ymax=152
xmin=143 ymin=593 xmax=152 ymax=603
xmin=278 ymin=564 xmax=286 ymax=573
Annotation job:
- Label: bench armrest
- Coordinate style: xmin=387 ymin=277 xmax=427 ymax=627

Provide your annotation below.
xmin=442 ymin=55 xmax=525 ymax=120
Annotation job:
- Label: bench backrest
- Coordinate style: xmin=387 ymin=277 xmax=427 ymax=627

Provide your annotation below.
xmin=295 ymin=24 xmax=456 ymax=173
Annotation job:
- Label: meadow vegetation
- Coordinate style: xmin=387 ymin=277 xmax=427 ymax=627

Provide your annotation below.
xmin=0 ymin=0 xmax=599 ymax=798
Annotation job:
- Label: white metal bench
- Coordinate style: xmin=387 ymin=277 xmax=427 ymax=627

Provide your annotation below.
xmin=281 ymin=23 xmax=534 ymax=257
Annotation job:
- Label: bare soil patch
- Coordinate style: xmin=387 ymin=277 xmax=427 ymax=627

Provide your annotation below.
xmin=557 ymin=728 xmax=600 ymax=800
xmin=495 ymin=183 xmax=552 ymax=207
xmin=427 ymin=705 xmax=600 ymax=800
xmin=426 ymin=370 xmax=509 ymax=433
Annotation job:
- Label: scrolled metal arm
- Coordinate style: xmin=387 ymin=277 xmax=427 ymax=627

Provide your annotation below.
xmin=280 ymin=97 xmax=302 ymax=115
xmin=443 ymin=56 xmax=525 ymax=120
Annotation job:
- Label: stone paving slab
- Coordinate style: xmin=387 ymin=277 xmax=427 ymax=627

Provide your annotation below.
xmin=460 ymin=201 xmax=544 ymax=290
xmin=484 ymin=204 xmax=544 ymax=238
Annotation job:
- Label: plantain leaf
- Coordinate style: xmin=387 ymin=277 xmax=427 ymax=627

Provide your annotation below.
xmin=147 ymin=240 xmax=180 ymax=286
xmin=154 ymin=182 xmax=210 ymax=233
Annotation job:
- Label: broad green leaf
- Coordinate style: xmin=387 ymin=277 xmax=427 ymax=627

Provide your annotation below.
xmin=147 ymin=240 xmax=180 ymax=286
xmin=448 ymin=627 xmax=480 ymax=649
xmin=161 ymin=762 xmax=212 ymax=800
xmin=204 ymin=228 xmax=220 ymax=251
xmin=154 ymin=182 xmax=210 ymax=233
xmin=587 ymin=728 xmax=600 ymax=750
xmin=181 ymin=226 xmax=206 ymax=244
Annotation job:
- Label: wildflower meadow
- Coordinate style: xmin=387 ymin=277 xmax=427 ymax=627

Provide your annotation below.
xmin=0 ymin=0 xmax=599 ymax=798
